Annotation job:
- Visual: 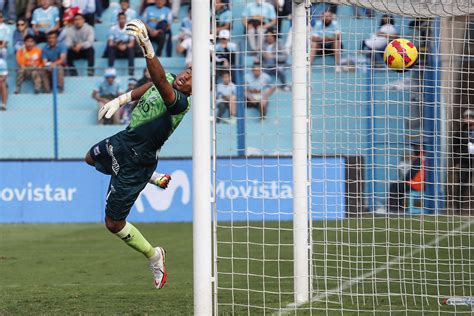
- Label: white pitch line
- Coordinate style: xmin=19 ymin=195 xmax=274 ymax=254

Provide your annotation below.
xmin=276 ymin=218 xmax=474 ymax=315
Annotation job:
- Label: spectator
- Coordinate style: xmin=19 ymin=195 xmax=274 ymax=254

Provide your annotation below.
xmin=261 ymin=30 xmax=289 ymax=91
xmin=310 ymin=11 xmax=342 ymax=71
xmin=42 ymin=32 xmax=66 ymax=93
xmin=136 ymin=67 xmax=151 ymax=87
xmin=385 ymin=144 xmax=425 ymax=213
xmin=216 ymin=71 xmax=236 ymax=124
xmin=31 ymin=0 xmax=60 ymax=43
xmin=245 ymin=62 xmax=275 ymax=119
xmin=176 ymin=5 xmax=191 ymax=41
xmin=362 ymin=14 xmax=397 ymax=59
xmin=25 ymin=0 xmax=62 ymax=20
xmin=110 ymin=0 xmax=137 ymax=25
xmin=71 ymin=0 xmax=96 ymax=26
xmin=215 ymin=29 xmax=237 ymax=69
xmin=309 ymin=2 xmax=338 ymax=27
xmin=58 ymin=2 xmax=79 ymax=45
xmin=106 ymin=12 xmax=135 ymax=75
xmin=142 ymin=0 xmax=172 ymax=57
xmin=0 ymin=58 xmax=8 ymax=110
xmin=0 ymin=11 xmax=11 ymax=59
xmin=242 ymin=0 xmax=277 ymax=52
xmin=93 ymin=68 xmax=122 ymax=124
xmin=65 ymin=13 xmax=95 ymax=76
xmin=215 ymin=0 xmax=232 ymax=33
xmin=13 ymin=17 xmax=34 ymax=53
xmin=176 ymin=36 xmax=192 ymax=68
xmin=452 ymin=109 xmax=474 ymax=213
xmin=15 ymin=35 xmax=45 ymax=94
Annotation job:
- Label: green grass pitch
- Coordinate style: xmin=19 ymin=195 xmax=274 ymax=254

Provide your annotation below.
xmin=1 ymin=217 xmax=473 ymax=314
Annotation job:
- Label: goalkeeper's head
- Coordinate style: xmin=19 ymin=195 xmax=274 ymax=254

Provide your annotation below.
xmin=173 ymin=67 xmax=192 ymax=96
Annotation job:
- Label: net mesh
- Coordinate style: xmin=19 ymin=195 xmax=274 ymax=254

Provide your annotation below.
xmin=212 ymin=0 xmax=474 ymax=314
xmin=316 ymin=0 xmax=474 ymax=17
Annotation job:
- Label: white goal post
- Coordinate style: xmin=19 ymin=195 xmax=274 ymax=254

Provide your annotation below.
xmin=192 ymin=0 xmax=474 ymax=314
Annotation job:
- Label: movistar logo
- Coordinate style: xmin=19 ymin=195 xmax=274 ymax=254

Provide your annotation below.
xmin=214 ymin=180 xmax=293 ymax=199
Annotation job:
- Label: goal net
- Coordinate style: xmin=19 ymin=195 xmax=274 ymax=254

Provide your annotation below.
xmin=210 ymin=0 xmax=474 ymax=313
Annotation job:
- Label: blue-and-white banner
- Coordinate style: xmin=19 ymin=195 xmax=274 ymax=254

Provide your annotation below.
xmin=0 ymin=157 xmax=346 ymax=223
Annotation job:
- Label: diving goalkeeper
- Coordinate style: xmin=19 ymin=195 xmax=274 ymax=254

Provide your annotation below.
xmin=84 ymin=19 xmax=192 ymax=289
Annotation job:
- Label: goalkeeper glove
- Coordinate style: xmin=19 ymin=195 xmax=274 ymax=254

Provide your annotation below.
xmin=98 ymin=92 xmax=132 ymax=121
xmin=126 ymin=19 xmax=155 ymax=59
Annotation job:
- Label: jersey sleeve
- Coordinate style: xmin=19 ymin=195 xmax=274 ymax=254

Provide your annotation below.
xmin=165 ymin=89 xmax=190 ymax=115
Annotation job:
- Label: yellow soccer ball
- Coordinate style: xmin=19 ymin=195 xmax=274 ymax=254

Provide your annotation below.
xmin=383 ymin=39 xmax=418 ymax=70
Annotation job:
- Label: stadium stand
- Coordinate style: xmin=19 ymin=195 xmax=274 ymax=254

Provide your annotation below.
xmin=1 ymin=1 xmax=411 ymax=165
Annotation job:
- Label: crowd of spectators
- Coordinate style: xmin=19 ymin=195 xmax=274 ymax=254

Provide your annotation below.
xmin=0 ymin=0 xmax=290 ymax=117
xmin=105 ymin=11 xmax=134 ymax=75
xmin=0 ymin=0 xmax=401 ymax=125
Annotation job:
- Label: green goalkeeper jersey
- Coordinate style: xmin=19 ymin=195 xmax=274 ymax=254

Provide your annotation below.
xmin=119 ymin=72 xmax=191 ymax=164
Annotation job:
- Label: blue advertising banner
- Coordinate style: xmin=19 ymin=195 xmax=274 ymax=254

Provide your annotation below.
xmin=0 ymin=157 xmax=345 ymax=223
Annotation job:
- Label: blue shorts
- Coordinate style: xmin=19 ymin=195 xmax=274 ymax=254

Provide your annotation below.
xmin=89 ymin=133 xmax=157 ymax=221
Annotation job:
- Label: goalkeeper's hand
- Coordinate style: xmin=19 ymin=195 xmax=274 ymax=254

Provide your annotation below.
xmin=98 ymin=98 xmax=120 ymax=121
xmin=98 ymin=92 xmax=132 ymax=121
xmin=126 ymin=19 xmax=155 ymax=59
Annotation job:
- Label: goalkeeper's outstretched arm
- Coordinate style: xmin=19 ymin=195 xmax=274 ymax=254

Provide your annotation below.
xmin=97 ymin=82 xmax=153 ymax=121
xmin=145 ymin=56 xmax=175 ymax=105
xmin=126 ymin=19 xmax=176 ymax=105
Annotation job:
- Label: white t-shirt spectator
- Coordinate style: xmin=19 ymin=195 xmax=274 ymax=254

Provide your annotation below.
xmin=109 ymin=24 xmax=133 ymax=43
xmin=364 ymin=24 xmax=397 ymax=50
xmin=242 ymin=1 xmax=276 ymax=24
xmin=245 ymin=70 xmax=272 ymax=100
xmin=312 ymin=20 xmax=340 ymax=39
xmin=217 ymin=82 xmax=236 ymax=102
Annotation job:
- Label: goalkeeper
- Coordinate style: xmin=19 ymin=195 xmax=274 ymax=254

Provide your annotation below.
xmin=84 ymin=19 xmax=192 ymax=289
